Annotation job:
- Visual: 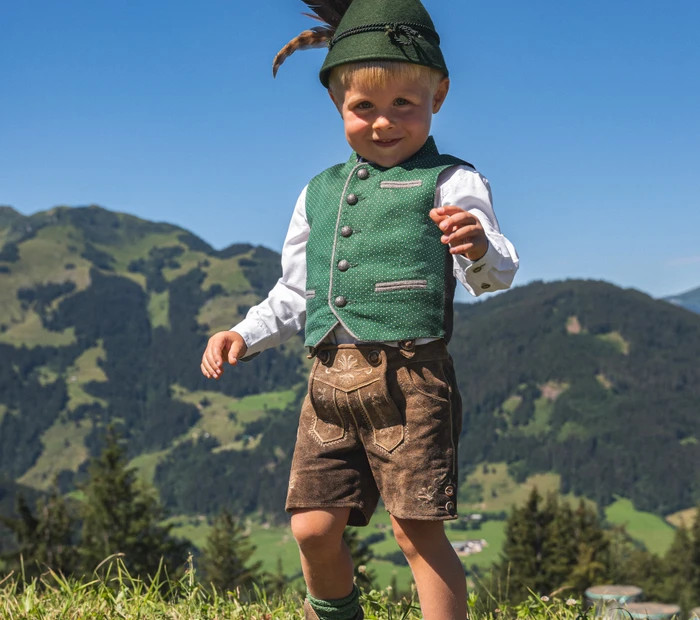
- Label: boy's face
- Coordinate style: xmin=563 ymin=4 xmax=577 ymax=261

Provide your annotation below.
xmin=330 ymin=73 xmax=449 ymax=168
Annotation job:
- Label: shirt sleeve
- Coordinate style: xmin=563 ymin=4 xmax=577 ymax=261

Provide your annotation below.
xmin=231 ymin=186 xmax=309 ymax=357
xmin=436 ymin=166 xmax=520 ymax=297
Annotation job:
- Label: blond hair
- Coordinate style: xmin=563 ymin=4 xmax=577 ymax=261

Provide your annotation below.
xmin=328 ymin=61 xmax=445 ymax=95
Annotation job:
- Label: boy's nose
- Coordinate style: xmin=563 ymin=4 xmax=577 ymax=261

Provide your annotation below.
xmin=372 ymin=115 xmax=394 ymax=130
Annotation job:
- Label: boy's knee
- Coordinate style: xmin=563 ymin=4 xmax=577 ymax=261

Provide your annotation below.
xmin=391 ymin=517 xmax=446 ymax=560
xmin=291 ymin=508 xmax=349 ymax=554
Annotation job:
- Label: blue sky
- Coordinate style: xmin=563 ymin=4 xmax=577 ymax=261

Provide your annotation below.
xmin=2 ymin=0 xmax=699 ymax=301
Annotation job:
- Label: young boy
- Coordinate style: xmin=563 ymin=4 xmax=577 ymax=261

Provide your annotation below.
xmin=201 ymin=1 xmax=518 ymax=618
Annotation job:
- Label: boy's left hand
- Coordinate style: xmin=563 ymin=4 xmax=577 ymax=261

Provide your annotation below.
xmin=430 ymin=206 xmax=488 ymax=261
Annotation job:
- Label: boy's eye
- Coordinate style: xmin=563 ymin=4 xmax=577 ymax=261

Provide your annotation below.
xmin=395 ymin=98 xmax=410 ymax=106
xmin=356 ymin=101 xmax=373 ymax=110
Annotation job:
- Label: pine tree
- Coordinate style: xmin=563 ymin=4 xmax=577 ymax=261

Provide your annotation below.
xmin=0 ymin=488 xmax=79 ymax=579
xmin=80 ymin=426 xmax=188 ymax=579
xmin=541 ymin=493 xmax=576 ymax=591
xmin=497 ymin=487 xmax=553 ymax=599
xmin=568 ymin=499 xmax=609 ymax=593
xmin=495 ymin=490 xmax=611 ymax=602
xmin=657 ymin=523 xmax=696 ymax=613
xmin=199 ymin=510 xmax=262 ymax=594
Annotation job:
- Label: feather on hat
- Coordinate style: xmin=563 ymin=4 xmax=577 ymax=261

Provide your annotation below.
xmin=273 ymin=0 xmax=448 ymax=87
xmin=272 ymin=0 xmax=354 ymax=77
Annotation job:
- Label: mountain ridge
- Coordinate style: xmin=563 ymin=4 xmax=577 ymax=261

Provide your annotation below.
xmin=665 ymin=285 xmax=700 ymax=314
xmin=1 ymin=204 xmax=699 ymax=524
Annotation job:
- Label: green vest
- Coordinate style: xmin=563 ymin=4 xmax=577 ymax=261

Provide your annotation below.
xmin=304 ymin=137 xmax=468 ymax=347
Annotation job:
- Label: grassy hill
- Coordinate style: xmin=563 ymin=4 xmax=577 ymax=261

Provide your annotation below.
xmin=2 ymin=205 xmax=700 ymax=566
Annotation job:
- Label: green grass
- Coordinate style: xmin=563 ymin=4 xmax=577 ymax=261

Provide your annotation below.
xmin=501 ymin=395 xmax=522 ymax=415
xmin=519 ymin=397 xmax=554 ymax=437
xmin=197 ymin=292 xmax=264 ymax=334
xmin=0 ymin=310 xmax=76 ymax=348
xmin=200 ymin=254 xmax=251 ymax=294
xmin=17 ymin=418 xmax=92 ymax=490
xmin=0 ymin=558 xmax=591 ymax=619
xmin=92 ymin=231 xmax=183 ymax=273
xmin=148 ymin=290 xmax=170 ymax=329
xmin=605 ymin=497 xmax=675 ymax=555
xmin=447 ymin=521 xmax=507 ymax=570
xmin=596 ymin=331 xmax=630 ymax=355
xmin=0 ymin=226 xmax=91 ymax=327
xmin=129 ymin=387 xmax=300 ymax=484
xmin=459 ymin=463 xmax=566 ymax=514
xmin=130 ymin=448 xmax=174 ymax=486
xmin=171 ymin=385 xmax=299 ymax=452
xmin=65 ymin=341 xmax=108 ymax=410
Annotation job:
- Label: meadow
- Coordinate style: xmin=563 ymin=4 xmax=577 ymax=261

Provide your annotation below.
xmin=165 ymin=461 xmax=677 ymax=593
xmin=0 ymin=557 xmax=592 ymax=620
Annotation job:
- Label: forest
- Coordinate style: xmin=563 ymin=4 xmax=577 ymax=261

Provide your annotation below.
xmin=1 ymin=205 xmax=699 ymax=541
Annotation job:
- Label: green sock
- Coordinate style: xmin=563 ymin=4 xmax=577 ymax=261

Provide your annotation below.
xmin=306 ymin=584 xmax=361 ymax=620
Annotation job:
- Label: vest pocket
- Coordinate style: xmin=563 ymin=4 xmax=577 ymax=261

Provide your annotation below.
xmin=375 ymin=279 xmax=428 ymax=293
xmin=305 ymin=290 xmax=316 ymax=299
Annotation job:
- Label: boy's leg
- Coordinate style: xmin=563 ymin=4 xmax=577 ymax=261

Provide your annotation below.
xmin=391 ymin=516 xmax=467 ymax=620
xmin=291 ymin=507 xmax=354 ymax=599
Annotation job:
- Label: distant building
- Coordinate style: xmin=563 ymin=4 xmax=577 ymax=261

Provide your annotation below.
xmin=452 ymin=539 xmax=488 ymax=556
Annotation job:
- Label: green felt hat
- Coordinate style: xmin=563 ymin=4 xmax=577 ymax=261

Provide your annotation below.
xmin=272 ymin=0 xmax=448 ymax=88
xmin=319 ymin=0 xmax=448 ymax=87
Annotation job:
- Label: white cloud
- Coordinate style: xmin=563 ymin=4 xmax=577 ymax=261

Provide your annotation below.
xmin=665 ymin=256 xmax=700 ymax=267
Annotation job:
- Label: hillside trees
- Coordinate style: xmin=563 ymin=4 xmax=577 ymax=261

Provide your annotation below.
xmin=491 ymin=489 xmax=700 ymax=614
xmin=80 ymin=427 xmax=189 ymax=578
xmin=493 ymin=488 xmax=609 ymax=602
xmin=0 ymin=488 xmax=79 ymax=579
xmin=198 ymin=510 xmax=262 ymax=594
xmin=451 ymin=280 xmax=700 ymax=516
xmin=0 ymin=428 xmax=190 ymax=582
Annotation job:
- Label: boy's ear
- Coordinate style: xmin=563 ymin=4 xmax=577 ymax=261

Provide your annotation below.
xmin=432 ymin=77 xmax=450 ymax=114
xmin=328 ymin=89 xmax=343 ymax=116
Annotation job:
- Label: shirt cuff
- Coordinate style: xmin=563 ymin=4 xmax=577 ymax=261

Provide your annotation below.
xmin=454 ymin=238 xmax=498 ymax=270
xmin=453 ymin=240 xmax=503 ymax=295
xmin=229 ymin=320 xmax=268 ymax=360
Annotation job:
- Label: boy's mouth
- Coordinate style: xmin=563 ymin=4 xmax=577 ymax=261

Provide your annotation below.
xmin=373 ymin=138 xmax=402 ymax=148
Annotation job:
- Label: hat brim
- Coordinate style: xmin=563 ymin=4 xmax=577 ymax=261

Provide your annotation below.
xmin=319 ymin=30 xmax=448 ymax=88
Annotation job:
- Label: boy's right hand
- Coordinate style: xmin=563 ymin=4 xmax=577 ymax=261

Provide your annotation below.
xmin=200 ymin=331 xmax=248 ymax=380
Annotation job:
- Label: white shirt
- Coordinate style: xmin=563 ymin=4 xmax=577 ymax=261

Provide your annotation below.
xmin=232 ymin=165 xmax=519 ymax=356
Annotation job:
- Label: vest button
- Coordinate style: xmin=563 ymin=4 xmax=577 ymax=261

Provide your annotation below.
xmin=340 ymin=226 xmax=353 ymax=238
xmin=337 ymin=259 xmax=350 ymax=272
xmin=334 ymin=296 xmax=347 ymax=308
xmin=368 ymin=350 xmax=381 ymax=366
xmin=346 ymin=193 xmax=358 ymax=205
xmin=357 ymin=168 xmax=370 ymax=180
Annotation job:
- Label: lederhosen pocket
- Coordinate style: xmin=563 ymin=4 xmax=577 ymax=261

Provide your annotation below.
xmin=309 ymin=348 xmax=405 ymax=452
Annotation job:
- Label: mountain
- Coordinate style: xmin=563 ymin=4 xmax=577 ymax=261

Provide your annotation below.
xmin=665 ymin=286 xmax=700 ymax=314
xmin=0 ymin=205 xmax=304 ymax=503
xmin=1 ymin=205 xmax=700 ymax=524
